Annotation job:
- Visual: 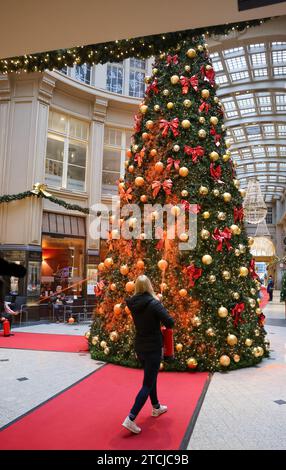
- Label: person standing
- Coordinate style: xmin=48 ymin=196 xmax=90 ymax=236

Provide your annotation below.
xmin=122 ymin=275 xmax=174 ymax=434
xmin=267 ymin=275 xmax=274 ymax=301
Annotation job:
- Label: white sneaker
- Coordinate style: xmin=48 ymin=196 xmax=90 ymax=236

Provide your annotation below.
xmin=152 ymin=405 xmax=168 ymax=417
xmin=122 ymin=416 xmax=141 ymax=434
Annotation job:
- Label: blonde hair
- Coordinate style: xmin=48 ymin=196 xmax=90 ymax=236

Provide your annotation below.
xmin=134 ymin=275 xmax=157 ymax=299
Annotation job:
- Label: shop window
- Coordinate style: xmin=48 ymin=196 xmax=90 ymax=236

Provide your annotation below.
xmin=75 ymin=64 xmax=91 ymax=84
xmin=45 ymin=111 xmax=88 ymax=191
xmin=129 ymin=59 xmax=146 ymax=98
xmin=106 ymin=63 xmax=124 ymax=94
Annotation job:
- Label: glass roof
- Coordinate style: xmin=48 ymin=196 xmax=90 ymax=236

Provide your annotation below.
xmin=210 ymin=40 xmax=286 ymax=202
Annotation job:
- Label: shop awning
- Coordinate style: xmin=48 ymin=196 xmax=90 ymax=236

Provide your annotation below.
xmin=42 ymin=212 xmax=86 ymax=237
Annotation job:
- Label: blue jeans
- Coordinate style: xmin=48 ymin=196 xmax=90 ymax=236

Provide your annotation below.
xmin=129 ymin=349 xmax=162 ymax=419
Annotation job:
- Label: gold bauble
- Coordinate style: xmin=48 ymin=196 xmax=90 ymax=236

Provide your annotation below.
xmin=181 ymin=189 xmax=188 ymax=197
xmin=120 ymin=264 xmax=129 ymax=275
xmin=199 ymin=116 xmax=206 ymax=124
xmin=150 ymin=148 xmax=158 ymax=157
xmin=136 ymin=259 xmax=145 ymax=270
xmin=218 ymin=212 xmax=226 ymax=220
xmin=222 ymin=270 xmax=231 ymax=280
xmin=230 ymin=224 xmax=240 ymax=235
xmin=223 ymin=192 xmax=232 ymax=202
xmin=140 ymin=104 xmax=148 ymax=114
xmin=146 ymin=120 xmax=154 ymax=129
xmin=221 ymin=124 xmax=226 ymax=131
xmin=199 ymin=186 xmax=209 ymax=195
xmin=254 ymin=329 xmax=260 ymax=337
xmin=202 ymin=254 xmax=213 ymax=265
xmin=233 ymin=179 xmax=240 ymax=189
xmin=179 ymin=288 xmax=188 ymax=297
xmin=179 ymin=167 xmax=189 ymax=177
xmin=132 ymin=145 xmax=139 ymax=153
xmin=210 ymin=116 xmax=218 ymax=125
xmin=125 ymin=281 xmax=135 ymax=293
xmin=206 ymin=328 xmax=215 ymax=337
xmin=98 ymin=262 xmax=105 ymax=272
xmin=144 ymin=75 xmax=151 ymax=84
xmin=197 ymin=45 xmax=204 ymax=52
xmin=245 ymin=338 xmax=253 ymax=347
xmin=219 ymin=355 xmax=230 ymax=367
xmin=192 ymin=316 xmax=202 ymax=326
xmin=185 ymin=65 xmax=191 ymax=72
xmin=223 ymin=154 xmax=231 ymax=162
xmin=104 ymin=347 xmax=110 ymax=355
xmin=227 ymin=334 xmax=238 ymax=346
xmin=100 ymin=340 xmax=107 ymax=349
xmin=257 ymin=346 xmax=264 ymax=356
xmin=104 ymin=257 xmax=114 ymax=268
xmin=203 ymin=211 xmax=210 ymax=219
xmin=186 ymin=48 xmax=197 ymax=58
xmin=167 ymin=102 xmax=174 ymax=109
xmin=173 ymin=144 xmax=180 ymax=152
xmin=213 ymin=189 xmax=220 ymax=197
xmin=109 ymin=331 xmax=119 ymax=342
xmin=234 ymin=249 xmax=240 ymax=257
xmin=171 ymin=205 xmax=181 ymax=216
xmin=179 ymin=232 xmax=189 ymax=242
xmin=249 ymin=298 xmax=256 ymax=308
xmin=250 ymin=288 xmax=256 ymax=295
xmin=209 ymin=275 xmax=216 ymax=283
xmin=85 ymin=331 xmax=91 ymax=339
xmin=214 ymin=96 xmax=219 ymax=103
xmin=201 ymin=229 xmax=210 ymax=240
xmin=198 ymin=129 xmax=207 ymax=139
xmin=135 ymin=176 xmax=145 ymax=187
xmin=225 ymin=140 xmax=231 ymax=148
xmin=91 ymin=336 xmax=99 ymax=345
xmin=218 ymin=306 xmax=228 ymax=318
xmin=248 ymin=237 xmax=255 ymax=246
xmin=152 ymin=68 xmax=158 ymax=75
xmin=128 ymin=165 xmax=134 ymax=173
xmin=239 ymin=189 xmax=246 ymax=198
xmin=206 ymin=65 xmax=213 ymax=71
xmin=155 ymin=161 xmax=164 ymax=173
xmin=176 ymin=343 xmax=183 ymax=352
xmin=113 ymin=304 xmax=122 ymax=315
xmin=170 ymin=75 xmax=180 ymax=85
xmin=110 ymin=283 xmax=117 ymax=291
xmin=187 ymin=357 xmax=198 ymax=369
xmin=118 ymin=182 xmax=125 ymax=191
xmin=233 ymin=354 xmax=240 ymax=363
xmin=209 ymin=151 xmax=219 ymax=161
xmin=239 ymin=244 xmax=246 ymax=253
xmin=239 ymin=267 xmax=249 ymax=277
xmin=256 ymin=308 xmax=262 ymax=315
xmin=183 ymin=99 xmax=192 ymax=108
xmin=158 ymin=259 xmax=168 ymax=271
xmin=201 ymin=89 xmax=210 ymax=99
xmin=233 ymin=292 xmax=240 ymax=300
xmin=140 ymin=194 xmax=148 ymax=203
xmin=163 ymin=89 xmax=170 ymax=96
xmin=182 ymin=119 xmax=191 ymax=129
xmin=252 ymin=347 xmax=260 ymax=358
xmin=154 ymin=104 xmax=160 ymax=112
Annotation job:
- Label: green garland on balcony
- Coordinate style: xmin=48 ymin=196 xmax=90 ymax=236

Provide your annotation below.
xmin=0 ymin=18 xmax=270 ymax=74
xmin=0 ymin=184 xmax=90 ymax=214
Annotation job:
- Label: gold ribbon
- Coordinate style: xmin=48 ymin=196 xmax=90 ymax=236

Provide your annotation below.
xmin=31 ymin=183 xmax=52 ymax=198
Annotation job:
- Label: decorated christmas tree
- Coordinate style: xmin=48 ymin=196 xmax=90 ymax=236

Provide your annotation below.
xmin=88 ymin=35 xmax=269 ymax=371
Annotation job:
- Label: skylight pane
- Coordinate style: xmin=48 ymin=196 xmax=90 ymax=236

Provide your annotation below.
xmin=253 ymin=69 xmax=268 ymax=77
xmin=212 ymin=61 xmax=224 ymax=72
xmin=216 ymin=75 xmax=228 ymax=85
xmin=272 ymin=50 xmax=286 ymax=64
xmin=273 ymin=67 xmax=286 ymax=76
xmin=226 ymin=56 xmax=247 ymax=70
xmin=251 ymin=53 xmax=266 ymax=66
xmin=230 ymin=71 xmax=249 ymax=81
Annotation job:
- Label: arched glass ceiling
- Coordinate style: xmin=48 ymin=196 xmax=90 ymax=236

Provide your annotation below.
xmin=210 ymin=40 xmax=286 ymax=203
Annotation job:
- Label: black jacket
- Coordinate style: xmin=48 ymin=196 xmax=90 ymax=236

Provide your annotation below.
xmin=126 ymin=293 xmax=174 ymax=353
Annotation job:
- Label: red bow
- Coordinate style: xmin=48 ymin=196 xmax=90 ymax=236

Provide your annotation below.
xmin=186 ymin=265 xmax=203 ymax=287
xmin=134 ymin=152 xmax=144 ymax=167
xmin=146 ymin=78 xmax=159 ymax=95
xmin=212 ymin=227 xmax=232 ymax=252
xmin=159 ymin=118 xmax=180 ymax=138
xmin=234 ymin=207 xmax=244 ymax=223
xmin=184 ymin=145 xmax=205 ymax=163
xmin=231 ymin=303 xmax=245 ymax=327
xmin=134 ymin=114 xmax=142 ymax=133
xmin=200 ymin=65 xmax=215 ymax=85
xmin=119 ymin=187 xmax=133 ymax=202
xmin=249 ymin=259 xmax=259 ymax=279
xmin=180 ymin=75 xmax=198 ymax=94
xmin=199 ymin=101 xmax=211 ymax=113
xmin=152 ymin=179 xmax=173 ymax=198
xmin=210 ymin=163 xmax=222 ymax=181
xmin=181 ymin=200 xmax=201 ymax=214
xmin=167 ymin=157 xmax=180 ymax=171
xmin=210 ymin=126 xmax=221 ymax=145
xmin=94 ymin=280 xmax=105 ymax=297
xmin=258 ymin=312 xmax=265 ymax=326
xmin=166 ymin=54 xmax=179 ymax=65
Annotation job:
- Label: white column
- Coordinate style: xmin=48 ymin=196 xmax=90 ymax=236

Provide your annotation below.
xmin=0 ymin=76 xmax=11 ymax=243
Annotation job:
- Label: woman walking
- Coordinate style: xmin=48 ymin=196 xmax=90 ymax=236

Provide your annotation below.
xmin=122 ymin=275 xmax=174 ymax=434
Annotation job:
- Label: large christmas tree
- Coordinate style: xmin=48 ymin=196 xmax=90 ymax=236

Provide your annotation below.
xmin=88 ymin=35 xmax=269 ymax=371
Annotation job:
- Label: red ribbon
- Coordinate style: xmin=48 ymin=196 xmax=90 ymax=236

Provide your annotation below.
xmin=134 ymin=114 xmax=142 ymax=133
xmin=210 ymin=126 xmax=221 ymax=145
xmin=184 ymin=145 xmax=205 ymax=163
xmin=210 ymin=163 xmax=222 ymax=181
xmin=181 ymin=200 xmax=201 ymax=214
xmin=152 ymin=179 xmax=173 ymax=198
xmin=167 ymin=157 xmax=180 ymax=171
xmin=134 ymin=152 xmax=144 ymax=167
xmin=146 ymin=78 xmax=159 ymax=95
xmin=231 ymin=303 xmax=245 ymax=327
xmin=212 ymin=227 xmax=232 ymax=252
xmin=180 ymin=75 xmax=198 ymax=94
xmin=249 ymin=259 xmax=259 ymax=279
xmin=159 ymin=118 xmax=180 ymax=138
xmin=200 ymin=65 xmax=215 ymax=85
xmin=186 ymin=265 xmax=203 ymax=287
xmin=119 ymin=187 xmax=133 ymax=202
xmin=199 ymin=101 xmax=211 ymax=113
xmin=94 ymin=280 xmax=105 ymax=297
xmin=234 ymin=207 xmax=244 ymax=223
xmin=258 ymin=312 xmax=266 ymax=326
xmin=166 ymin=54 xmax=179 ymax=65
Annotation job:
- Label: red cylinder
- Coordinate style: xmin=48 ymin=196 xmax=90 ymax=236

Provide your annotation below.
xmin=3 ymin=319 xmax=10 ymax=336
xmin=161 ymin=327 xmax=174 ymax=358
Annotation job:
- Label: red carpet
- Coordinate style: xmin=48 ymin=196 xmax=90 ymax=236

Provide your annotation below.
xmin=0 ymin=364 xmax=209 ymax=450
xmin=260 ymin=286 xmax=269 ymax=310
xmin=0 ymin=332 xmax=88 ymax=353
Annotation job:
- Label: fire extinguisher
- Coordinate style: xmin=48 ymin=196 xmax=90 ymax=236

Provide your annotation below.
xmin=3 ymin=319 xmax=11 ymax=337
xmin=161 ymin=327 xmax=174 ymax=360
